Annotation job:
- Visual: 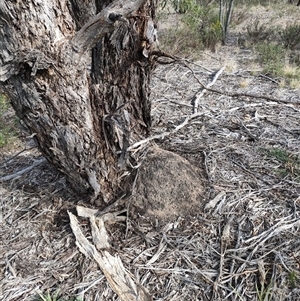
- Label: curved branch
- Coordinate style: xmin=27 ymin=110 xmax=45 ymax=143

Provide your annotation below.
xmin=71 ymin=0 xmax=147 ymax=53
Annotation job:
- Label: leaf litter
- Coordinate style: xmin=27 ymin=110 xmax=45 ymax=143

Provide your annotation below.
xmin=1 ymin=49 xmax=300 ymax=301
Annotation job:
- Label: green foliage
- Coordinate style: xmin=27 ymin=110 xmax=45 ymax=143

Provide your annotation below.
xmin=172 ymin=0 xmax=196 ymax=14
xmin=254 ymin=36 xmax=300 ymax=87
xmin=290 ymin=51 xmax=300 ymax=67
xmin=159 ymin=0 xmax=225 ymax=52
xmin=288 ymin=270 xmax=299 ymax=289
xmin=37 ymin=291 xmax=61 ymax=301
xmin=231 ymin=8 xmax=249 ymax=26
xmin=267 ymin=148 xmax=290 ymax=163
xmin=182 ymin=4 xmax=222 ymax=52
xmin=0 ymin=94 xmax=9 ymax=113
xmin=197 ymin=8 xmax=223 ymax=51
xmin=279 ymin=23 xmax=300 ymax=50
xmin=246 ymin=20 xmax=273 ymax=44
xmin=265 ymin=148 xmax=300 ymax=178
xmin=160 ymin=0 xmax=213 ymax=14
xmin=159 ymin=26 xmax=204 ymax=56
xmin=255 ymin=42 xmax=285 ymax=76
xmin=256 ymin=281 xmax=273 ymax=301
xmin=181 ymin=0 xmax=203 ymax=28
xmin=0 ymin=94 xmax=15 ymax=147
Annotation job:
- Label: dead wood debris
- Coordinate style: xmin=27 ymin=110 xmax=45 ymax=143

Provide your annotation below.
xmin=69 ymin=206 xmax=152 ymax=301
xmin=154 ymin=52 xmax=299 ymax=105
xmin=1 ymin=60 xmax=300 ymax=301
xmin=0 ymin=158 xmax=46 ymax=182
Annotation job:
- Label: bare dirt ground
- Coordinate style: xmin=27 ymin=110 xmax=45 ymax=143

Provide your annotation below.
xmin=1 ymin=3 xmax=300 ymax=301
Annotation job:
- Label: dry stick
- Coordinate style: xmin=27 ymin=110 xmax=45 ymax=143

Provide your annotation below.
xmin=0 ymin=158 xmax=46 ymax=182
xmin=241 ymin=216 xmax=296 ymax=246
xmin=205 ymin=85 xmax=298 ymax=105
xmin=225 ymin=218 xmax=245 ymax=300
xmin=127 ymin=111 xmax=208 ymax=152
xmin=193 ymin=66 xmax=225 ymax=113
xmin=0 ymin=147 xmax=35 ymax=167
xmin=234 ymin=115 xmax=258 ymax=141
xmin=68 ymin=211 xmax=152 ymax=301
xmin=152 ymin=50 xmax=213 ymax=73
xmin=202 ymin=150 xmax=212 ymax=183
xmin=259 ymin=73 xmax=279 ymax=84
xmin=231 ymin=218 xmax=300 ymax=289
xmin=154 ymin=53 xmax=299 ymax=105
xmin=146 ymin=238 xmax=167 ymax=266
xmin=179 ymin=252 xmax=216 ymax=286
xmin=188 ymin=64 xmax=299 ymax=105
xmin=211 ymin=216 xmax=234 ymax=300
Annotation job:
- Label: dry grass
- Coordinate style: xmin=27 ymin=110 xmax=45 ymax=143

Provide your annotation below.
xmin=1 ymin=53 xmax=300 ymax=300
xmin=1 ymin=3 xmax=300 ymax=301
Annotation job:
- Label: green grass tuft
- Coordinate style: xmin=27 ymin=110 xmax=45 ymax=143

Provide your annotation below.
xmin=256 ymin=281 xmax=273 ymax=301
xmin=280 ymin=23 xmax=300 ymax=50
xmin=288 ymin=270 xmax=299 ymax=289
xmin=266 ymin=147 xmax=300 ymax=178
xmin=0 ymin=94 xmax=20 ymax=148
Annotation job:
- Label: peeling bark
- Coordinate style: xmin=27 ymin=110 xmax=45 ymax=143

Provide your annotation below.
xmin=0 ymin=0 xmax=157 ymax=202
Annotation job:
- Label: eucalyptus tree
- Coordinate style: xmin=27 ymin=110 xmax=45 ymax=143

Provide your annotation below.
xmin=219 ymin=0 xmax=234 ymax=44
xmin=0 ymin=0 xmax=158 ymax=202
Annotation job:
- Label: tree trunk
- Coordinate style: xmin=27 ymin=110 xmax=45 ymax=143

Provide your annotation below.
xmin=0 ymin=0 xmax=157 ymax=203
xmin=219 ymin=0 xmax=234 ymax=45
xmin=288 ymin=0 xmax=300 ymax=5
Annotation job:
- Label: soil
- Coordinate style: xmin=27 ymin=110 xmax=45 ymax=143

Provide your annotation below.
xmin=132 ymin=146 xmax=206 ymax=222
xmin=1 ymin=3 xmax=300 ymax=301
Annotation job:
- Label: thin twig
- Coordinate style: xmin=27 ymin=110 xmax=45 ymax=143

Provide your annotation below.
xmin=193 ymin=66 xmax=225 ymax=113
xmin=127 ymin=111 xmax=208 ymax=152
xmin=151 ymin=50 xmax=213 ymax=72
xmin=259 ymin=74 xmax=279 ymax=84
xmin=190 ymin=69 xmax=299 ymax=105
xmin=0 ymin=158 xmax=46 ymax=182
xmin=152 ymin=50 xmax=299 ymax=126
xmin=0 ymin=147 xmax=36 ymax=167
xmin=174 ymin=55 xmax=299 ymax=105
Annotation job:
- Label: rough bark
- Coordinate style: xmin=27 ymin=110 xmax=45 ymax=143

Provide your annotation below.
xmin=219 ymin=0 xmax=234 ymax=45
xmin=0 ymin=0 xmax=157 ymax=203
xmin=289 ymin=0 xmax=300 ymax=5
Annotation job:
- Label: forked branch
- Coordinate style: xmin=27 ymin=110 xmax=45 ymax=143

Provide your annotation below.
xmin=71 ymin=0 xmax=147 ymax=53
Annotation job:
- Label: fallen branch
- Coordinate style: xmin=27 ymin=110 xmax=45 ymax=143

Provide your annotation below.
xmin=0 ymin=147 xmax=35 ymax=167
xmin=193 ymin=66 xmax=225 ymax=113
xmin=127 ymin=111 xmax=209 ymax=152
xmin=259 ymin=74 xmax=279 ymax=84
xmin=158 ymin=54 xmax=299 ymax=105
xmin=153 ymin=52 xmax=299 ymax=105
xmin=151 ymin=51 xmax=213 ymax=72
xmin=68 ymin=207 xmax=152 ymax=301
xmin=0 ymin=158 xmax=46 ymax=182
xmin=211 ymin=216 xmax=234 ymax=300
xmin=186 ymin=63 xmax=299 ymax=105
xmin=205 ymin=85 xmax=298 ymax=105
